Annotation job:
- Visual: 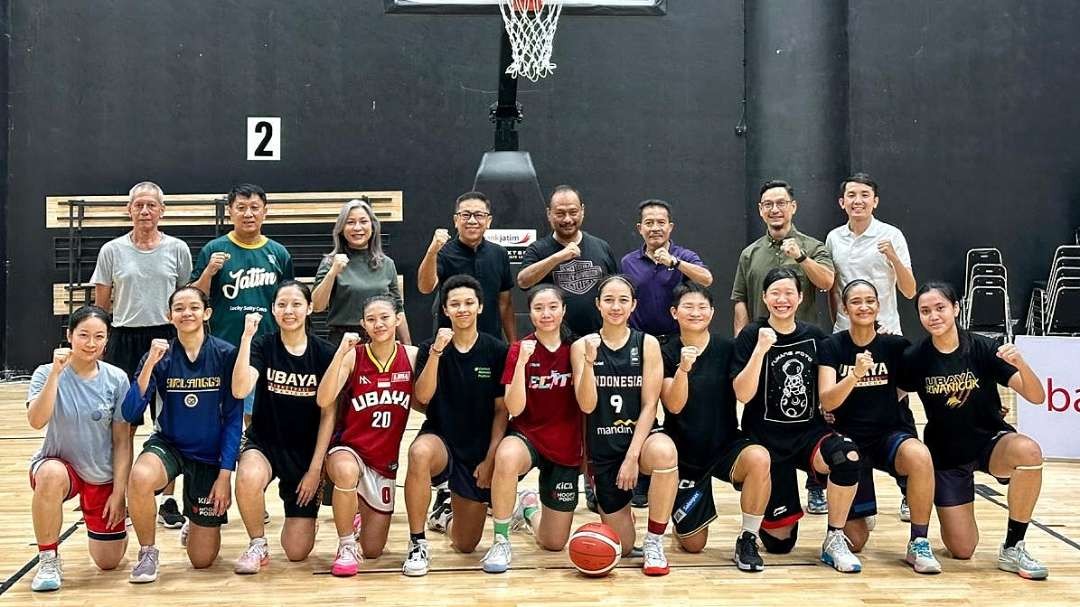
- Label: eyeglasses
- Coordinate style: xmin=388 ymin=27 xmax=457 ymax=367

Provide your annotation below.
xmin=455 ymin=211 xmax=491 ymax=222
xmin=759 ymin=200 xmax=793 ymax=211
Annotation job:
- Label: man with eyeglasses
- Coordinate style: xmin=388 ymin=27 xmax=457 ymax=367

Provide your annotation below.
xmin=731 ymin=180 xmax=835 ymax=335
xmin=418 ymin=191 xmax=516 ymax=342
xmin=517 ymin=185 xmax=618 ymax=337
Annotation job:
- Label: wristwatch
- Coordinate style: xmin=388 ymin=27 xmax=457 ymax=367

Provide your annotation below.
xmin=794 ymin=253 xmax=807 ymax=263
xmin=670 ymin=258 xmax=681 ymax=269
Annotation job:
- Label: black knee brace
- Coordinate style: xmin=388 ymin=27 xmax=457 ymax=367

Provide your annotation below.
xmin=821 ymin=434 xmax=860 ymax=487
xmin=760 ymin=524 xmax=798 ymax=554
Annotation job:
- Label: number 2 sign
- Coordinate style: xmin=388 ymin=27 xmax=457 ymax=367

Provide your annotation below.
xmin=247 ymin=117 xmax=281 ymax=161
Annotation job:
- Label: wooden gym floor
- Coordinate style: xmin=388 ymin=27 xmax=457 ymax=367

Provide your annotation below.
xmin=0 ymin=382 xmax=1075 ymax=605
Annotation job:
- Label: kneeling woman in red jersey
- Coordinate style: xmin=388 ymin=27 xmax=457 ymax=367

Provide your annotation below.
xmin=481 ymin=285 xmax=583 ymax=574
xmin=26 ymin=306 xmax=132 ymax=593
xmin=317 ymin=294 xmax=418 ymax=577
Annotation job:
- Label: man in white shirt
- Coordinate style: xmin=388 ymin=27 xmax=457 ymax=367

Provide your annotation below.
xmin=826 ymin=173 xmax=916 ymax=334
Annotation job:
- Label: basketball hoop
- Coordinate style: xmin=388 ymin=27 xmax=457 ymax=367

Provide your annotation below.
xmin=498 ymin=0 xmax=564 ymax=82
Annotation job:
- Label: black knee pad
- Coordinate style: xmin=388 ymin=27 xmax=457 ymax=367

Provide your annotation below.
xmin=760 ymin=524 xmax=798 ymax=554
xmin=821 ymin=434 xmax=860 ymax=487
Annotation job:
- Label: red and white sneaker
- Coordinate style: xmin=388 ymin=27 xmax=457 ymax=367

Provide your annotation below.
xmin=331 ymin=542 xmax=361 ymax=577
xmin=234 ymin=539 xmax=270 ymax=574
xmin=642 ymin=535 xmax=669 ymax=576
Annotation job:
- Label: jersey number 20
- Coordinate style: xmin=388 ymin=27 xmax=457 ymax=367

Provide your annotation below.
xmin=372 ymin=411 xmax=391 ymax=428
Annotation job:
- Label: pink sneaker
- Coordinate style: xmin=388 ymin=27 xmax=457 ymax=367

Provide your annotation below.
xmin=353 ymin=512 xmax=363 ymax=540
xmin=234 ymin=540 xmax=270 ymax=574
xmin=332 ymin=542 xmax=361 ymax=577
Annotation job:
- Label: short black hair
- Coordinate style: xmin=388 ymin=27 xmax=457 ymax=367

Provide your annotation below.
xmin=228 ymin=183 xmax=267 ymax=206
xmin=638 ymin=199 xmax=672 ymax=221
xmin=68 ymin=305 xmax=112 ymax=333
xmin=840 ymin=172 xmax=879 ymax=197
xmin=759 ymin=179 xmax=794 ymax=198
xmin=762 ymin=267 xmax=802 ymax=294
xmin=671 ymin=282 xmax=713 ymax=307
xmin=455 ymin=191 xmax=491 ymax=213
xmin=440 ymin=274 xmax=484 ymax=306
xmin=549 ymin=184 xmax=583 ymax=208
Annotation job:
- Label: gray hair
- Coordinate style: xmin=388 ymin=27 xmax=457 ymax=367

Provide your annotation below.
xmin=329 ymin=198 xmax=384 ymax=270
xmin=128 ymin=181 xmax=164 ymax=204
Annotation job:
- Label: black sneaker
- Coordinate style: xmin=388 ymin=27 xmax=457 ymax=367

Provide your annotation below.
xmin=322 ymin=482 xmax=334 ymax=507
xmin=584 ymin=482 xmax=598 ymax=514
xmin=734 ymin=531 xmax=765 ymax=572
xmin=157 ymin=498 xmax=186 ymax=529
xmin=631 ymin=475 xmax=650 ymax=508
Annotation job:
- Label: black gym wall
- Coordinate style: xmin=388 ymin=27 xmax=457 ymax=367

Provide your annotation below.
xmin=4 ymin=2 xmax=1080 ymax=369
xmin=2 ymin=1 xmax=745 ymax=370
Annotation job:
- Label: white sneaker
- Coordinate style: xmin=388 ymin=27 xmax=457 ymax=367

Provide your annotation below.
xmin=821 ymin=529 xmax=862 ymax=573
xmin=642 ymin=535 xmax=669 ymax=576
xmin=899 ymin=497 xmax=911 ymax=522
xmin=234 ymin=539 xmax=270 ymax=574
xmin=481 ymin=535 xmax=512 ymax=574
xmin=905 ymin=537 xmax=942 ymax=574
xmin=179 ymin=520 xmax=190 ymax=547
xmin=427 ymin=491 xmax=453 ymax=534
xmin=511 ymin=489 xmax=539 ymax=533
xmin=998 ymin=541 xmax=1049 ymax=580
xmin=865 ymin=515 xmax=877 ymax=531
xmin=31 ymin=550 xmax=62 ymax=592
xmin=402 ymin=539 xmax=431 ymax=577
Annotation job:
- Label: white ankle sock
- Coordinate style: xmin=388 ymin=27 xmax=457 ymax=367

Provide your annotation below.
xmin=742 ymin=513 xmax=764 ymax=536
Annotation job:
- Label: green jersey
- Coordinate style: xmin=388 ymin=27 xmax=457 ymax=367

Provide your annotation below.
xmin=191 ymin=232 xmax=294 ymax=345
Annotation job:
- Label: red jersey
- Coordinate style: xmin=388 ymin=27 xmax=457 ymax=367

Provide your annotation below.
xmin=337 ymin=343 xmax=413 ymax=478
xmin=501 ymin=335 xmax=583 ymax=467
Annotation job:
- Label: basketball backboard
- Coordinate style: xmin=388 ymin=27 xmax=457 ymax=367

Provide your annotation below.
xmin=384 ymin=0 xmax=665 ymax=15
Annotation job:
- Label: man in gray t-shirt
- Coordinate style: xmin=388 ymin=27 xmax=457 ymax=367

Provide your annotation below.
xmin=28 ymin=362 xmax=129 ymax=485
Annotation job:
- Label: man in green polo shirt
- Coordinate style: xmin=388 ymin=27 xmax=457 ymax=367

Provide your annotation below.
xmin=731 ymin=179 xmax=835 ymax=334
xmin=191 ymin=184 xmax=294 ymax=346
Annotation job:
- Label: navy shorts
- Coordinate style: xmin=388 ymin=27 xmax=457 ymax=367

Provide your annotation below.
xmin=849 ymin=429 xmax=917 ymax=520
xmin=426 ymin=433 xmax=490 ymax=504
xmin=934 ymin=431 xmax=1012 ymax=508
xmin=672 ymin=438 xmax=757 ymax=537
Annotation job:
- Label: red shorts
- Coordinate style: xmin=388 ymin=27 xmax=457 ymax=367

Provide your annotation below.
xmin=30 ymin=459 xmax=126 ymax=541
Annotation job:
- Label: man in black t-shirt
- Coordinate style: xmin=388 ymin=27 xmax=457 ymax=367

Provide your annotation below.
xmin=660 ymin=283 xmax=769 ymax=572
xmin=516 ymin=185 xmax=618 ymax=337
xmin=403 ymin=275 xmax=509 ymax=577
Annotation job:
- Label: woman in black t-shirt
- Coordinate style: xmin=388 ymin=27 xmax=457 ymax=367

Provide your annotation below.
xmin=818 ymin=280 xmax=939 ymax=574
xmin=732 ymin=268 xmax=863 ymax=573
xmin=903 ymin=282 xmax=1047 ymax=580
xmin=230 ymin=280 xmax=337 ymax=574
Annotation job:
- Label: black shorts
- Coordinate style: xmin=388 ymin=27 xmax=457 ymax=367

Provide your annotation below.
xmin=105 ymin=324 xmax=175 ymax=425
xmin=759 ymin=427 xmax=834 ymax=531
xmin=142 ymin=434 xmax=227 ymax=527
xmin=425 ymin=432 xmax=489 ymax=504
xmin=240 ymin=433 xmax=322 ymax=518
xmin=589 ymin=427 xmax=666 ymax=514
xmin=934 ymin=430 xmax=1012 ymax=508
xmin=672 ymin=438 xmax=756 ymax=537
xmin=511 ymin=432 xmax=579 ymax=512
xmin=849 ymin=429 xmax=917 ymax=520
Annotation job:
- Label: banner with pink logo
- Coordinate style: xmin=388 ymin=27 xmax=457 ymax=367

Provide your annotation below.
xmin=1015 ymin=336 xmax=1080 ymax=460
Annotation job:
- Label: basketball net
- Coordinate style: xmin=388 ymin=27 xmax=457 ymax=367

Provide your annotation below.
xmin=498 ymin=0 xmax=564 ymax=82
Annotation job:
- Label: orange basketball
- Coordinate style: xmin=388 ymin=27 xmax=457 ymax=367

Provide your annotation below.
xmin=568 ymin=522 xmax=622 ymax=577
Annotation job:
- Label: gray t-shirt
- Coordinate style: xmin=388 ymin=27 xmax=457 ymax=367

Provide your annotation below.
xmin=91 ymin=233 xmax=193 ymax=327
xmin=28 ymin=362 xmax=130 ymax=484
xmin=314 ymin=249 xmax=402 ymax=327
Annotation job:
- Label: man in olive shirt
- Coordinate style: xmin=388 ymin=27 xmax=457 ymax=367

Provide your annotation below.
xmin=731 ymin=180 xmax=835 ymax=334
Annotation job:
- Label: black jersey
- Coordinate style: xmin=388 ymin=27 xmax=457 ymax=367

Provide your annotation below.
xmin=587 ymin=330 xmax=646 ymax=467
xmin=731 ymin=320 xmax=829 ymax=461
xmin=818 ymin=331 xmax=912 ymax=444
xmin=662 ymin=334 xmax=741 ymax=470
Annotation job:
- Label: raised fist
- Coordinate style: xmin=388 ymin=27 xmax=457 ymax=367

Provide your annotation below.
xmin=147 ymin=339 xmax=170 ymax=365
xmin=519 ymin=339 xmax=537 ymax=362
xmin=331 ymin=253 xmax=349 ymax=274
xmin=206 ymin=251 xmax=231 ymax=276
xmin=52 ymin=347 xmax=72 ymax=371
xmin=243 ymin=312 xmax=262 ymax=339
xmin=780 ymin=238 xmax=803 ymax=260
xmin=339 ymin=332 xmax=361 ymax=352
xmin=560 ymin=241 xmax=581 ymax=261
xmin=653 ymin=247 xmax=673 ymax=268
xmin=582 ymin=334 xmax=601 ymax=361
xmin=434 ymin=327 xmax=453 ymax=351
xmin=680 ymin=346 xmax=699 ymax=372
xmin=996 ymin=343 xmax=1024 ymax=367
xmin=756 ymin=328 xmax=777 ymax=351
xmin=853 ymin=350 xmax=875 ymax=378
xmin=876 ymin=239 xmax=897 ymax=261
xmin=431 ymin=228 xmax=451 ymax=251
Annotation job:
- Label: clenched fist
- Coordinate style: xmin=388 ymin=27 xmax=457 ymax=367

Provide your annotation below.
xmin=996 ymin=343 xmax=1024 ymax=367
xmin=780 ymin=239 xmax=803 ymax=260
xmin=242 ymin=312 xmax=262 ymax=340
xmin=853 ymin=350 xmax=874 ymax=379
xmin=582 ymin=334 xmax=601 ymax=362
xmin=679 ymin=346 xmax=699 ymax=372
xmin=559 ymin=241 xmax=581 ymax=262
xmin=756 ymin=328 xmax=777 ymax=351
xmin=147 ymin=339 xmax=170 ymax=366
xmin=433 ymin=328 xmax=453 ymax=352
xmin=430 ymin=229 xmax=451 ymax=252
xmin=519 ymin=339 xmax=537 ymax=363
xmin=51 ymin=347 xmax=72 ymax=372
xmin=330 ymin=253 xmax=349 ymax=274
xmin=205 ymin=252 xmax=231 ymax=276
xmin=339 ymin=332 xmax=361 ymax=353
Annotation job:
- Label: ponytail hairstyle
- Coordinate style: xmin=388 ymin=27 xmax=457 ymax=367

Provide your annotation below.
xmin=169 ymin=285 xmax=212 ymax=334
xmin=841 ymin=279 xmax=882 ymax=331
xmin=274 ymin=279 xmax=315 ymax=332
xmin=525 ymin=284 xmax=574 ymax=343
xmin=596 ymin=274 xmax=637 ymax=301
xmin=68 ymin=304 xmax=112 ymax=335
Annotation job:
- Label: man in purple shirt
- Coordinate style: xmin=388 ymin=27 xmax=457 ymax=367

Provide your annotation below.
xmin=621 ymin=199 xmax=713 ymax=338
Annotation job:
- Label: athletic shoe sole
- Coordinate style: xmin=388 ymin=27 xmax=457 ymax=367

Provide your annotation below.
xmin=482 ymin=563 xmax=508 ymax=574
xmin=734 ymin=557 xmax=764 ymax=572
xmin=402 ymin=566 xmax=429 ymax=577
xmin=820 ymin=553 xmax=861 ymax=573
xmin=157 ymin=514 xmax=185 ymax=529
xmin=129 ymin=573 xmax=158 ymax=584
xmin=30 ymin=581 xmax=60 ymax=592
xmin=998 ymin=563 xmax=1048 ymax=580
xmin=905 ymin=557 xmax=942 ymax=575
xmin=235 ymin=556 xmax=270 ymax=575
xmin=331 ymin=566 xmax=358 ymax=577
xmin=643 ymin=566 xmax=670 ymax=576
